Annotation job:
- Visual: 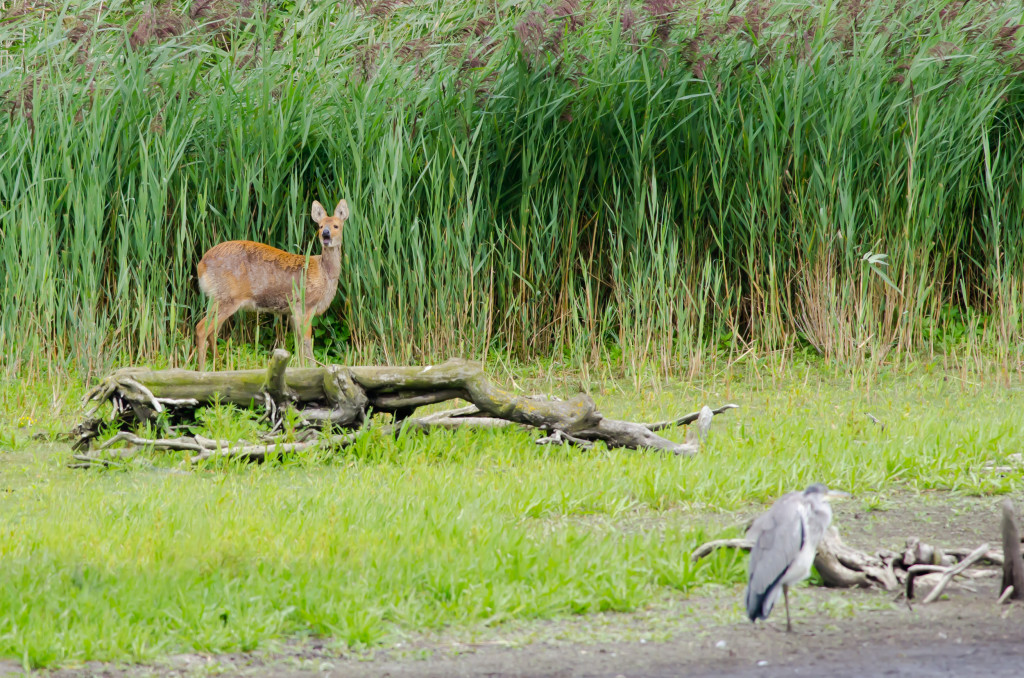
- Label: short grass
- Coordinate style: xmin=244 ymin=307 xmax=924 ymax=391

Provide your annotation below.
xmin=0 ymin=359 xmax=1022 ymax=669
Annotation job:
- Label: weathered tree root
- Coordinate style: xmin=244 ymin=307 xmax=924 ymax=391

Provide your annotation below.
xmin=916 ymin=543 xmax=991 ymax=603
xmin=816 ymin=528 xmax=899 ymax=590
xmin=693 ymin=527 xmax=1018 ymax=603
xmin=69 ymin=351 xmax=738 ymax=465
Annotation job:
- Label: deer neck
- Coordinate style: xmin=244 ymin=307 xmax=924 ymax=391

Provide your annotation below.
xmin=318 ymin=244 xmax=342 ymax=285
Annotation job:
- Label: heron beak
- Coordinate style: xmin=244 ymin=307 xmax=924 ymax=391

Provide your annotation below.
xmin=826 ymin=489 xmax=852 ymax=500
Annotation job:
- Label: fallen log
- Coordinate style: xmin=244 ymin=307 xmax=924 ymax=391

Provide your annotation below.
xmin=70 ymin=351 xmax=738 ymax=464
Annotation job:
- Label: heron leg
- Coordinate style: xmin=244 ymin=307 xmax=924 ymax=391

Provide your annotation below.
xmin=783 ymin=584 xmax=792 ymax=633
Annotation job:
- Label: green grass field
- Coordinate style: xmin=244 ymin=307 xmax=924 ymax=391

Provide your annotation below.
xmin=1 ymin=359 xmax=1021 ymax=669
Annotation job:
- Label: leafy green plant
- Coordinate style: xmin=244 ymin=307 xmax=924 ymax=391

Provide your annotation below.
xmin=192 ymin=397 xmax=264 ymax=443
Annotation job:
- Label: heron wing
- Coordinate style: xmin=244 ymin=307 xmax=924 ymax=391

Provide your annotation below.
xmin=744 ymin=492 xmax=807 ymax=621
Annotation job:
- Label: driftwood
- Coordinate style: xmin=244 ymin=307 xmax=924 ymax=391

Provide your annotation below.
xmin=693 ymin=527 xmax=1018 ymax=603
xmin=689 ymin=538 xmax=752 ymax=561
xmin=70 ymin=351 xmax=738 ymax=466
xmin=690 ymin=528 xmax=896 ymax=591
xmin=815 ymin=528 xmax=899 ymax=590
xmin=918 ymin=543 xmax=991 ymax=603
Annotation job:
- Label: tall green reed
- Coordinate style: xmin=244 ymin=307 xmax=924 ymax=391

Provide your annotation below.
xmin=1 ymin=0 xmax=1022 ymax=379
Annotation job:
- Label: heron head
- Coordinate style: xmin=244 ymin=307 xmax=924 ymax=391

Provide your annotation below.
xmin=804 ymin=483 xmax=851 ymax=501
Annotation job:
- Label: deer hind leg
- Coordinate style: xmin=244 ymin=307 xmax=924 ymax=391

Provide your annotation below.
xmin=196 ymin=316 xmax=212 ymax=371
xmin=197 ymin=301 xmax=242 ymax=371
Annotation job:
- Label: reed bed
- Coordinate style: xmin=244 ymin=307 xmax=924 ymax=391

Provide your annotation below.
xmin=1 ymin=0 xmax=1022 ymax=379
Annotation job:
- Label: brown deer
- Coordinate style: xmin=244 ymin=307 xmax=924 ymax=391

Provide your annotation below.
xmin=195 ymin=198 xmax=349 ymax=371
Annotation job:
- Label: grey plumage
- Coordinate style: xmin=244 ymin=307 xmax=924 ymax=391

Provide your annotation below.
xmin=744 ymin=483 xmax=846 ymax=631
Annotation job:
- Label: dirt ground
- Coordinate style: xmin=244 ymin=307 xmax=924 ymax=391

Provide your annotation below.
xmin=13 ymin=492 xmax=1024 ymax=678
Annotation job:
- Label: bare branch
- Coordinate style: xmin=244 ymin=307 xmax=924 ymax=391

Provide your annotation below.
xmin=68 ymin=454 xmax=128 ymax=469
xmin=905 ymin=565 xmax=947 ymax=600
xmin=416 ymin=404 xmax=482 ymax=421
xmin=96 ymin=431 xmax=205 ymax=452
xmin=944 ymin=546 xmax=1004 ymax=566
xmin=644 ymin=403 xmax=739 ymax=432
xmin=120 ymin=377 xmax=164 ymax=413
xmin=401 ymin=416 xmax=515 ymax=432
xmin=921 ymin=543 xmax=990 ymax=604
xmin=690 ymin=538 xmax=752 ymax=562
xmin=371 ymin=389 xmax=468 ymax=410
xmin=535 ymin=429 xmax=594 ymax=448
xmin=154 ymin=398 xmax=199 ymax=407
xmin=187 ymin=424 xmax=399 ymax=464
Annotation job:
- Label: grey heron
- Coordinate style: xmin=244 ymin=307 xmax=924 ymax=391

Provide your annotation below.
xmin=744 ymin=483 xmax=850 ymax=631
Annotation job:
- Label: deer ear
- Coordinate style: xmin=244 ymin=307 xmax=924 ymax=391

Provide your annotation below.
xmin=334 ymin=199 xmax=349 ymax=221
xmin=311 ymin=200 xmax=327 ymax=223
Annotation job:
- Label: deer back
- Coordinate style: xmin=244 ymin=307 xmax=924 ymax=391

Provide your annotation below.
xmin=197 ymin=241 xmax=324 ymax=314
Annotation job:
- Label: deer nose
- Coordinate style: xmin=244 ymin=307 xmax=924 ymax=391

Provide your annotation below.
xmin=321 ymin=227 xmax=331 ymax=240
